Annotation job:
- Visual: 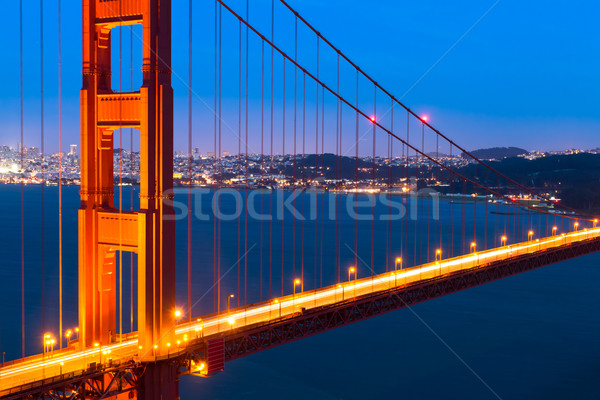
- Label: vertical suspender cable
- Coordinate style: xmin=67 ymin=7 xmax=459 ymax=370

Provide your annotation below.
xmin=473 ymin=163 xmax=477 ymax=247
xmin=314 ymin=38 xmax=319 ymax=290
xmin=58 ymin=0 xmax=63 ymax=349
xmin=40 ymin=0 xmax=46 ymax=347
xmin=301 ymin=72 xmax=305 ymax=287
xmin=218 ymin=2 xmax=222 ymax=313
xmin=335 ymin=54 xmax=339 ymax=281
xmin=438 ymin=134 xmax=442 ymax=252
xmin=213 ymin=0 xmax=218 ymax=312
xmin=354 ymin=70 xmax=358 ymax=273
xmin=320 ymin=86 xmax=324 ymax=287
xmin=337 ymin=61 xmax=342 ymax=283
xmin=187 ymin=0 xmax=193 ymax=321
xmin=269 ymin=0 xmax=274 ymax=299
xmin=118 ymin=1 xmax=123 ymax=343
xmin=449 ymin=144 xmax=454 ymax=257
xmin=260 ymin=40 xmax=264 ymax=301
xmin=426 ymin=129 xmax=431 ymax=261
xmin=388 ymin=100 xmax=393 ymax=271
xmin=419 ymin=121 xmax=424 ymax=264
xmin=292 ymin=16 xmax=297 ymax=284
xmin=412 ymin=115 xmax=419 ymax=265
xmin=426 ymin=128 xmax=431 ymax=262
xmin=485 ymin=169 xmax=489 ymax=249
xmin=403 ymin=112 xmax=408 ymax=265
xmin=371 ymin=87 xmax=376 ymax=275
xmin=130 ymin=27 xmax=134 ymax=332
xmin=20 ymin=0 xmax=25 ymax=358
xmin=245 ymin=0 xmax=249 ymax=305
xmin=237 ymin=20 xmax=242 ymax=305
xmin=281 ymin=59 xmax=286 ymax=296
xmin=414 ymin=120 xmax=418 ymax=265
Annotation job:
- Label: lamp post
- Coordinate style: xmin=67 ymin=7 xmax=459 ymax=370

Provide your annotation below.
xmin=348 ymin=267 xmax=356 ymax=282
xmin=435 ymin=249 xmax=442 ymax=262
xmin=394 ymin=257 xmax=402 ymax=273
xmin=43 ymin=333 xmax=50 ymax=359
xmin=65 ymin=330 xmax=72 ymax=347
xmin=574 ymin=222 xmax=579 ymax=232
xmin=394 ymin=257 xmax=404 ymax=285
xmin=501 ymin=236 xmax=507 ymax=247
xmin=594 ymin=219 xmax=598 ymax=228
xmin=293 ymin=279 xmax=302 ymax=297
xmin=528 ymin=230 xmax=534 ymax=241
xmin=227 ymin=294 xmax=235 ymax=315
xmin=348 ymin=267 xmax=357 ymax=298
xmin=552 ymin=226 xmax=557 ymax=236
xmin=394 ymin=257 xmax=402 ymax=286
xmin=470 ymin=242 xmax=476 ymax=254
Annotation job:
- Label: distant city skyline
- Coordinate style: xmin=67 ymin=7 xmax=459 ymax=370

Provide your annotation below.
xmin=2 ymin=138 xmax=599 ymax=157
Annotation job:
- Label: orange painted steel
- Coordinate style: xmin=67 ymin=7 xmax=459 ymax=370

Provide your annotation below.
xmin=79 ymin=0 xmax=175 ymax=369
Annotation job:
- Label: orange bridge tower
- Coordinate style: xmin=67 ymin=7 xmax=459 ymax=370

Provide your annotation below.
xmin=79 ymin=0 xmax=176 ymax=380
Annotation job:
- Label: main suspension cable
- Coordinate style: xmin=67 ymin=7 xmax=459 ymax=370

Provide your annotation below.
xmin=277 ymin=0 xmax=594 ymax=220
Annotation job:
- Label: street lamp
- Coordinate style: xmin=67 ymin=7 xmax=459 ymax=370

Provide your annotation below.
xmin=227 ymin=294 xmax=235 ymax=314
xmin=501 ymin=236 xmax=507 ymax=247
xmin=394 ymin=257 xmax=403 ymax=273
xmin=470 ymin=242 xmax=476 ymax=253
xmin=528 ymin=230 xmax=534 ymax=241
xmin=552 ymin=226 xmax=557 ymax=236
xmin=65 ymin=330 xmax=72 ymax=347
xmin=594 ymin=219 xmax=598 ymax=228
xmin=348 ymin=267 xmax=357 ymax=298
xmin=348 ymin=267 xmax=356 ymax=282
xmin=293 ymin=279 xmax=302 ymax=297
xmin=394 ymin=257 xmax=402 ymax=286
xmin=43 ymin=333 xmax=51 ymax=358
xmin=574 ymin=222 xmax=579 ymax=232
xmin=435 ymin=249 xmax=442 ymax=262
xmin=174 ymin=309 xmax=182 ymax=320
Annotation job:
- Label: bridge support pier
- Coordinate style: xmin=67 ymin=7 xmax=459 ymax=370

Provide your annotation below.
xmin=138 ymin=362 xmax=179 ymax=400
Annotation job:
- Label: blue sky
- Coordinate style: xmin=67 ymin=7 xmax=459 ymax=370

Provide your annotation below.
xmin=2 ymin=0 xmax=599 ymax=154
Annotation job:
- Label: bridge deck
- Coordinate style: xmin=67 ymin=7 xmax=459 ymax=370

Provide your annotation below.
xmin=2 ymin=228 xmax=600 ymax=393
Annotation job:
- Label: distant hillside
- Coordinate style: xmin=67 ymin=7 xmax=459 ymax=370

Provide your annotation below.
xmin=460 ymin=153 xmax=600 ymax=212
xmin=462 ymin=147 xmax=528 ymax=160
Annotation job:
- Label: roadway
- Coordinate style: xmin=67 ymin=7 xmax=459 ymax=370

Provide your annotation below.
xmin=2 ymin=227 xmax=599 ymax=392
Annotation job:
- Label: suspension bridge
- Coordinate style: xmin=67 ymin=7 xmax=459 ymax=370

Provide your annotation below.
xmin=0 ymin=0 xmax=598 ymax=399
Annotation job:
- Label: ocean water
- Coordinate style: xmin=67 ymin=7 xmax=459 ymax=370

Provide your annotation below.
xmin=0 ymin=184 xmax=599 ymax=399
